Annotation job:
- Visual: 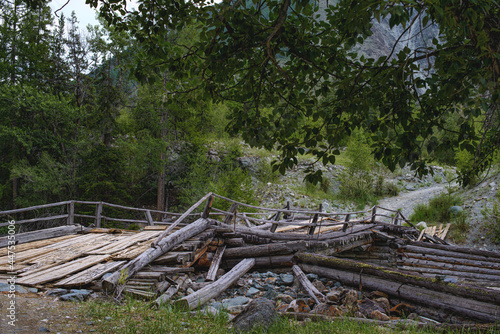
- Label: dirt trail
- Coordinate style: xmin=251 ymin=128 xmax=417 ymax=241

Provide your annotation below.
xmin=377 ymin=184 xmax=447 ymax=222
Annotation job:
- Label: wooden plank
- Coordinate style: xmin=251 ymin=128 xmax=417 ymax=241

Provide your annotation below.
xmin=55 ymin=261 xmax=126 ymax=287
xmin=439 ymin=223 xmax=451 ymax=240
xmin=87 ymin=231 xmax=161 ymax=255
xmin=0 ymin=235 xmax=77 ymax=256
xmin=0 ymin=225 xmax=83 ymax=247
xmin=17 ymin=255 xmax=111 ymax=286
xmin=292 ymin=264 xmax=325 ymax=304
xmin=206 ymin=246 xmax=226 ymax=281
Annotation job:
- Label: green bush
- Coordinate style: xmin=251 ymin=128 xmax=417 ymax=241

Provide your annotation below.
xmin=410 ymin=192 xmax=462 ymax=223
xmin=482 ymin=196 xmax=500 ymax=243
xmin=455 ymin=148 xmax=477 ymax=185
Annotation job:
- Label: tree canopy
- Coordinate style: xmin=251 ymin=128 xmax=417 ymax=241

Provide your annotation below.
xmin=79 ymin=0 xmax=500 ymax=185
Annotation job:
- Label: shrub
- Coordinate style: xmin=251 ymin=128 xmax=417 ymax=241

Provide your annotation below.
xmin=409 ymin=192 xmax=462 ymax=223
xmin=482 ymin=196 xmax=500 ymax=243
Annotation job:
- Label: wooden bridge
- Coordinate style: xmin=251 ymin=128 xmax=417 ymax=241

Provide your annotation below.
xmin=1 ymin=193 xmax=499 ymax=324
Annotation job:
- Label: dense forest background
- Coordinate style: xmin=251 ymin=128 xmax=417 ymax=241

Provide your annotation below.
xmin=0 ymin=1 xmax=256 ymax=211
xmin=1 ymin=0 xmax=499 ymax=214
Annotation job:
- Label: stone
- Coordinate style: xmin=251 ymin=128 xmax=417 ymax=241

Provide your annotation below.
xmin=232 ymin=298 xmax=276 ymax=333
xmin=286 ymin=299 xmax=311 ymax=313
xmin=265 ymin=277 xmax=277 ymax=284
xmin=69 ymin=289 xmax=92 ymax=297
xmin=312 ymin=280 xmax=326 ymax=293
xmin=306 ymin=273 xmax=318 ymax=280
xmin=370 ymin=310 xmax=390 ymax=321
xmin=358 ymin=298 xmax=385 ymax=318
xmin=280 ymin=274 xmax=294 ymax=286
xmin=59 ymin=293 xmax=85 ymax=302
xmin=312 ymin=303 xmax=343 ymax=317
xmin=374 ymin=297 xmax=390 ymax=314
xmin=221 ymin=296 xmax=250 ymax=309
xmin=201 ymin=306 xmax=219 ymax=316
xmin=263 ymin=289 xmax=278 ymax=300
xmin=450 ymin=206 xmax=463 ymax=214
xmin=246 ymin=287 xmax=260 ymax=297
xmin=253 ymin=282 xmax=263 ymax=289
xmin=342 ymin=290 xmax=359 ymax=312
xmin=46 ymin=288 xmax=68 ymax=297
xmin=326 ymin=290 xmax=341 ymax=303
xmin=38 ymin=327 xmax=50 ymax=332
xmin=277 ymin=293 xmax=293 ymax=304
xmin=416 ymin=221 xmax=427 ymax=230
xmin=101 ymin=273 xmax=113 ymax=280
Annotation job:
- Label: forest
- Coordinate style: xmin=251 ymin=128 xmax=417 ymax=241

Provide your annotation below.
xmin=1 ymin=0 xmax=499 ymax=213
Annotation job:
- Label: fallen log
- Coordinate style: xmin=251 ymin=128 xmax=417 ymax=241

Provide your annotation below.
xmin=398 ymin=266 xmax=500 ymax=282
xmin=398 ymin=258 xmax=500 ymax=276
xmin=409 ymin=241 xmax=500 ymax=259
xmin=223 ymin=241 xmax=307 ymax=258
xmin=223 ymin=255 xmax=293 ymax=268
xmin=292 ymin=264 xmax=325 ymax=304
xmin=299 ymin=263 xmax=500 ymax=323
xmin=174 ymin=258 xmax=255 ymax=311
xmin=0 ymin=225 xmax=83 ymax=247
xmin=102 ymin=218 xmax=211 ymax=292
xmin=295 ymin=252 xmax=500 ymax=305
xmin=400 ymin=245 xmax=500 ymax=264
xmin=401 ymin=252 xmax=500 ymax=270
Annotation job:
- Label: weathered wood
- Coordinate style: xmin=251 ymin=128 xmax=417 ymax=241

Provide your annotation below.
xmin=146 ymin=266 xmax=194 ymax=274
xmin=223 ymin=255 xmax=293 ymax=268
xmin=398 ymin=257 xmax=500 ymax=276
xmin=241 ymin=213 xmax=252 ymax=228
xmin=398 ymin=266 xmax=500 ymax=282
xmin=133 ymin=271 xmax=166 ymax=280
xmin=102 ymin=218 xmax=210 ymax=292
xmin=145 ymin=210 xmax=154 ymax=226
xmin=292 ymin=265 xmax=325 ymax=304
xmin=174 ymin=258 xmax=255 ymax=310
xmin=401 ymin=245 xmax=500 ymax=264
xmin=299 ymin=263 xmax=500 ymax=323
xmin=0 ymin=225 xmax=83 ymax=248
xmin=223 ymin=203 xmax=238 ymax=225
xmin=296 ymin=253 xmax=500 ymax=306
xmin=153 ymin=193 xmax=213 ymax=247
xmin=201 ymin=194 xmax=214 ymax=219
xmin=154 ymin=275 xmax=188 ymax=306
xmin=406 ymin=242 xmax=500 ymax=260
xmin=54 ymin=261 xmax=125 ymax=287
xmin=224 ymin=238 xmax=245 ymax=247
xmin=223 ymin=241 xmax=307 ymax=259
xmin=0 ymin=200 xmax=71 ymax=216
xmin=269 ymin=211 xmax=283 ymax=233
xmin=401 ymin=252 xmax=500 ymax=270
xmin=95 ymin=202 xmax=103 ymax=228
xmin=308 ymin=204 xmax=322 ymax=235
xmin=206 ymin=246 xmax=226 ymax=281
xmin=67 ymin=201 xmax=75 ymax=225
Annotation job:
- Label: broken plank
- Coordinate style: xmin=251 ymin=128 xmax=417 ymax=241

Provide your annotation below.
xmin=206 ymin=246 xmax=226 ymax=281
xmin=292 ymin=264 xmax=325 ymax=304
xmin=54 ymin=261 xmax=125 ymax=287
xmin=0 ymin=225 xmax=83 ymax=248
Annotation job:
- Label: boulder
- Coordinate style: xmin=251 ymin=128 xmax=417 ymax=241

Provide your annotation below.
xmin=232 ymin=298 xmax=276 ymax=333
xmin=286 ymin=299 xmax=311 ymax=313
xmin=312 ymin=303 xmax=343 ymax=317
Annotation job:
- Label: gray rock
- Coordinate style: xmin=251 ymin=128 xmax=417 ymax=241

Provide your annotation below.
xmin=28 ymin=287 xmax=38 ymax=293
xmin=306 ymin=273 xmax=318 ymax=280
xmin=232 ymin=298 xmax=276 ymax=333
xmin=449 ymin=206 xmax=463 ymax=214
xmin=101 ymin=273 xmax=113 ymax=280
xmin=246 ymin=287 xmax=260 ymax=297
xmin=280 ymin=273 xmax=294 ymax=286
xmin=69 ymin=289 xmax=92 ymax=297
xmin=59 ymin=293 xmax=85 ymax=302
xmin=221 ymin=296 xmax=250 ymax=309
xmin=38 ymin=327 xmax=50 ymax=332
xmin=252 ymin=282 xmax=263 ymax=289
xmin=46 ymin=288 xmax=68 ymax=297
xmin=276 ymin=293 xmax=293 ymax=304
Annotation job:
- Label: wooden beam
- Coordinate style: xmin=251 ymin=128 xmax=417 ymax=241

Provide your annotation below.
xmin=206 ymin=246 xmax=226 ymax=281
xmin=174 ymin=258 xmax=255 ymax=310
xmin=292 ymin=264 xmax=325 ymax=304
xmin=0 ymin=225 xmax=83 ymax=248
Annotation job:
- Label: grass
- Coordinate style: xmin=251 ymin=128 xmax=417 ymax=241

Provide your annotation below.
xmin=78 ymin=297 xmax=498 ymax=334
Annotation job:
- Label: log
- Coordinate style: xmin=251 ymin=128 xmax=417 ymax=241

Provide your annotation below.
xmin=206 ymin=246 xmax=226 ymax=281
xmin=295 ymin=252 xmax=500 ymax=305
xmin=292 ymin=265 xmax=325 ymax=304
xmin=0 ymin=225 xmax=83 ymax=247
xmin=102 ymin=218 xmax=210 ymax=292
xmin=153 ymin=193 xmax=213 ymax=247
xmin=408 ymin=241 xmax=500 ymax=260
xmin=398 ymin=258 xmax=500 ymax=276
xmin=401 ymin=245 xmax=500 ymax=264
xmin=223 ymin=241 xmax=307 ymax=258
xmin=154 ymin=275 xmax=188 ymax=307
xmin=224 ymin=238 xmax=245 ymax=247
xmin=146 ymin=266 xmax=194 ymax=274
xmin=223 ymin=255 xmax=293 ymax=268
xmin=299 ymin=263 xmax=500 ymax=323
xmin=174 ymin=258 xmax=255 ymax=311
xmin=402 ymin=252 xmax=500 ymax=270
xmin=398 ymin=266 xmax=500 ymax=282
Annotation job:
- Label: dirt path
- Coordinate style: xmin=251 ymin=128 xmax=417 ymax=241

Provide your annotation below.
xmin=377 ymin=184 xmax=447 ymax=222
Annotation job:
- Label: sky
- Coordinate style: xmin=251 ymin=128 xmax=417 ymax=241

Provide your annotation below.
xmin=49 ymin=0 xmax=102 ymax=29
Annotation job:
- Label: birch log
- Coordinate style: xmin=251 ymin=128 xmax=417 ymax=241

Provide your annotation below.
xmin=103 ymin=218 xmax=210 ymax=292
xmin=174 ymin=258 xmax=255 ymax=311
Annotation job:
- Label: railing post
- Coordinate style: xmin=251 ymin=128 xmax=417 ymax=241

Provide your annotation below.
xmin=269 ymin=211 xmax=282 ymax=233
xmin=95 ymin=202 xmax=103 ymax=228
xmin=223 ymin=203 xmax=238 ymax=226
xmin=201 ymin=195 xmax=214 ymax=219
xmin=371 ymin=206 xmax=377 ymax=223
xmin=308 ymin=204 xmax=322 ymax=235
xmin=145 ymin=210 xmax=154 ymax=226
xmin=342 ymin=213 xmax=351 ymax=232
xmin=67 ymin=201 xmax=74 ymax=225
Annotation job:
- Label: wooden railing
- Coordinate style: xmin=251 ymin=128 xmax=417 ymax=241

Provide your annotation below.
xmin=0 ymin=192 xmax=411 ymax=232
